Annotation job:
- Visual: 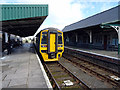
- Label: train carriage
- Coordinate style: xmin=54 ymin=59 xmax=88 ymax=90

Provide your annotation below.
xmin=35 ymin=27 xmax=64 ymax=62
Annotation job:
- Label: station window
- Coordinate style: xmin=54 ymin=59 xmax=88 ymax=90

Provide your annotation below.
xmin=83 ymin=36 xmax=88 ymax=44
xmin=94 ymin=35 xmax=102 ymax=44
xmin=41 ymin=32 xmax=47 ymax=44
xmin=112 ymin=34 xmax=118 ymax=45
xmin=112 ymin=39 xmax=118 ymax=45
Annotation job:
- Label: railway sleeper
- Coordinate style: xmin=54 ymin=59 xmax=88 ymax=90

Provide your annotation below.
xmin=63 ymin=54 xmax=120 ymax=88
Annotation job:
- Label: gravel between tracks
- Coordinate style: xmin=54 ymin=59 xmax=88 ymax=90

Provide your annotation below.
xmin=59 ymin=57 xmax=116 ymax=89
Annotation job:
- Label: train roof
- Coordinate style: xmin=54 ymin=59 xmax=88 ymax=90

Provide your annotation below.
xmin=35 ymin=27 xmax=61 ymax=37
xmin=42 ymin=27 xmax=60 ymax=31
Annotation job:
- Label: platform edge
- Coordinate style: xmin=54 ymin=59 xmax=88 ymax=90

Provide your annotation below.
xmin=36 ymin=54 xmax=53 ymax=89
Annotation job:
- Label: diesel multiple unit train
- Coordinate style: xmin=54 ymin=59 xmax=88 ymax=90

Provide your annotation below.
xmin=34 ymin=28 xmax=64 ymax=62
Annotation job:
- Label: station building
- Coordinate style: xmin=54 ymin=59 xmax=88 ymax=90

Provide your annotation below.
xmin=0 ymin=4 xmax=48 ymax=55
xmin=63 ymin=5 xmax=120 ymax=52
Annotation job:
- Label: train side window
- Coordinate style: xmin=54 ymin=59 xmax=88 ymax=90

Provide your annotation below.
xmin=41 ymin=32 xmax=47 ymax=44
xmin=58 ymin=35 xmax=62 ymax=44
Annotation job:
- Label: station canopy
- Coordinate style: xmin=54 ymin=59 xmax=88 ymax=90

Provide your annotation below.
xmin=0 ymin=4 xmax=48 ymax=37
xmin=63 ymin=5 xmax=120 ymax=32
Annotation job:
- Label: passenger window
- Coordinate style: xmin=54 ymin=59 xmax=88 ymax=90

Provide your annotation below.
xmin=41 ymin=32 xmax=47 ymax=44
xmin=58 ymin=35 xmax=62 ymax=44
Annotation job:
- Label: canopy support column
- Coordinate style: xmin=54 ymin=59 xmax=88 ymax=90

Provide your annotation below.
xmin=111 ymin=26 xmax=120 ymax=56
xmin=86 ymin=30 xmax=92 ymax=44
xmin=89 ymin=30 xmax=92 ymax=44
xmin=85 ymin=30 xmax=92 ymax=49
xmin=76 ymin=33 xmax=78 ymax=43
xmin=117 ymin=27 xmax=120 ymax=56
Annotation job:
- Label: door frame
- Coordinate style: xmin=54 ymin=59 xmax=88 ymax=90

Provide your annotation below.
xmin=104 ymin=35 xmax=107 ymax=50
xmin=47 ymin=30 xmax=58 ymax=54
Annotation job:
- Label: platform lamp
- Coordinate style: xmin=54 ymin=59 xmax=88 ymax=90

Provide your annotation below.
xmin=100 ymin=23 xmax=120 ymax=57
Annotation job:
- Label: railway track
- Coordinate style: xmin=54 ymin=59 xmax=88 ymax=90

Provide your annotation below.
xmin=62 ymin=52 xmax=120 ymax=88
xmin=64 ymin=47 xmax=120 ymax=73
xmin=43 ymin=61 xmax=90 ymax=89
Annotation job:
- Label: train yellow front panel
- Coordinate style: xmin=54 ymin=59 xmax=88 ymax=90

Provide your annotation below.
xmin=50 ymin=34 xmax=56 ymax=52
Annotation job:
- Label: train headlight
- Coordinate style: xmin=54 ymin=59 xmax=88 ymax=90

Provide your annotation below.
xmin=41 ymin=45 xmax=47 ymax=47
xmin=58 ymin=45 xmax=62 ymax=47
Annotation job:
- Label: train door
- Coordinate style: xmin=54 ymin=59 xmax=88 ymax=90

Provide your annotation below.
xmin=50 ymin=34 xmax=56 ymax=52
xmin=104 ymin=35 xmax=107 ymax=50
xmin=48 ymin=30 xmax=58 ymax=59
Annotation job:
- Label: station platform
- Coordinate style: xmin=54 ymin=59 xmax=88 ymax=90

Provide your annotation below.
xmin=0 ymin=43 xmax=52 ymax=88
xmin=65 ymin=46 xmax=119 ymax=59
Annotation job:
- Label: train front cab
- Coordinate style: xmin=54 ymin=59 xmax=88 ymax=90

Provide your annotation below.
xmin=40 ymin=30 xmax=64 ymax=62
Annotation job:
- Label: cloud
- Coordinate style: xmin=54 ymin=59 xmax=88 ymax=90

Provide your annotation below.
xmin=100 ymin=2 xmax=118 ymax=12
xmin=27 ymin=0 xmax=85 ymax=35
xmin=47 ymin=0 xmax=84 ymax=28
xmin=74 ymin=0 xmax=119 ymax=2
xmin=33 ymin=0 xmax=85 ymax=35
xmin=0 ymin=0 xmax=7 ymax=3
xmin=1 ymin=0 xmax=85 ymax=30
xmin=0 ymin=0 xmax=118 ymax=36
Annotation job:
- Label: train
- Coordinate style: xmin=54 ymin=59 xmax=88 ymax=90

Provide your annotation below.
xmin=34 ymin=27 xmax=64 ymax=62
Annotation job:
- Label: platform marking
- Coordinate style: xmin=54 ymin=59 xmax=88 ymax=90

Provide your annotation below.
xmin=36 ymin=54 xmax=53 ymax=89
xmin=65 ymin=46 xmax=120 ymax=60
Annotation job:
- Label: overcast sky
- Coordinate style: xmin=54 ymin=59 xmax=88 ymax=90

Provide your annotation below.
xmin=0 ymin=0 xmax=119 ymax=37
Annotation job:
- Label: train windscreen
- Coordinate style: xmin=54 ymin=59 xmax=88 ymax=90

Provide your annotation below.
xmin=58 ymin=34 xmax=62 ymax=44
xmin=41 ymin=32 xmax=47 ymax=44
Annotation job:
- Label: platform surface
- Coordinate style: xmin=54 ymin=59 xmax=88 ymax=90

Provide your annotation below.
xmin=65 ymin=46 xmax=119 ymax=59
xmin=1 ymin=43 xmax=50 ymax=88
